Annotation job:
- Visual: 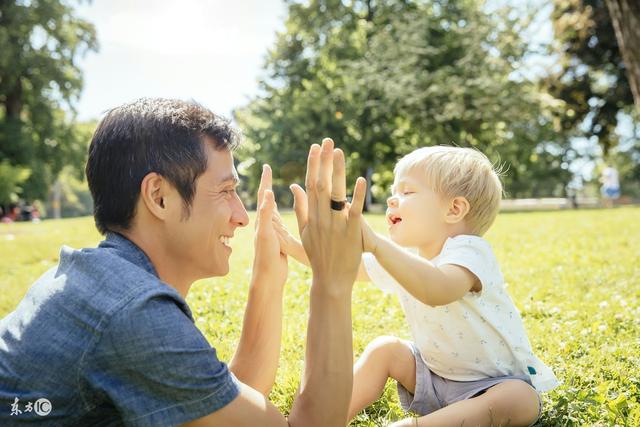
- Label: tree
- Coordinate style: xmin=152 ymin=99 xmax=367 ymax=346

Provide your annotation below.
xmin=546 ymin=0 xmax=634 ymax=156
xmin=604 ymin=0 xmax=640 ymax=109
xmin=354 ymin=1 xmax=572 ymax=197
xmin=236 ymin=0 xmax=412 ymax=210
xmin=0 ymin=160 xmax=30 ymax=206
xmin=0 ymin=0 xmax=97 ymax=205
xmin=236 ymin=0 xmax=571 ymax=203
xmin=544 ymin=0 xmax=640 ymax=197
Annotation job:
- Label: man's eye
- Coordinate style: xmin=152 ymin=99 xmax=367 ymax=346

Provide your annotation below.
xmin=402 ymin=191 xmax=414 ymax=195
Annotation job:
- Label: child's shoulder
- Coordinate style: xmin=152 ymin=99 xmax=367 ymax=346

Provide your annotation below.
xmin=436 ymin=234 xmax=501 ymax=275
xmin=442 ymin=234 xmax=494 ymax=254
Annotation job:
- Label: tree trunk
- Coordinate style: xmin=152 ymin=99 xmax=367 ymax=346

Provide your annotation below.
xmin=605 ymin=0 xmax=640 ymax=109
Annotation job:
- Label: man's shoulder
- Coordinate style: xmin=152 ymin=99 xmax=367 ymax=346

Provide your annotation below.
xmin=58 ymin=243 xmax=189 ymax=320
xmin=62 ymin=241 xmax=173 ymax=288
xmin=61 ymin=243 xmax=155 ymax=284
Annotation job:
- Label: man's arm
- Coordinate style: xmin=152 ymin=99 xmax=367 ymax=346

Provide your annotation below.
xmin=229 ymin=165 xmax=287 ymax=396
xmin=181 ymin=383 xmax=288 ymax=427
xmin=184 ymin=139 xmax=365 ymax=427
xmin=288 ymin=139 xmax=366 ymax=426
xmin=364 ymin=223 xmax=478 ymax=306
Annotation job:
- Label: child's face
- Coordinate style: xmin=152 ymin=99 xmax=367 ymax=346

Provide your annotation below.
xmin=386 ymin=168 xmax=449 ymax=248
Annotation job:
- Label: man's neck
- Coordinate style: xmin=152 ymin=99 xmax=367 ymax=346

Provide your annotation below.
xmin=119 ymin=228 xmax=192 ymax=299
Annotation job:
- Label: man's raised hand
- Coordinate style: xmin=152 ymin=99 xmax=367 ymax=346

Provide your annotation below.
xmin=290 ymin=138 xmax=366 ymax=293
xmin=253 ymin=164 xmax=287 ymax=286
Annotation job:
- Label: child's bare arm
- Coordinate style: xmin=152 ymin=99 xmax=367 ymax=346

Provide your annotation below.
xmin=362 ymin=220 xmax=478 ymax=306
xmin=273 ymin=213 xmax=370 ymax=282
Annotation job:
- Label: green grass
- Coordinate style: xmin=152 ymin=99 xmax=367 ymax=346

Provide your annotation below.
xmin=1 ymin=207 xmax=639 ymax=426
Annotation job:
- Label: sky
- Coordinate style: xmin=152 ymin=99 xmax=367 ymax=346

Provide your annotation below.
xmin=75 ymin=0 xmax=287 ymax=121
xmin=74 ymin=0 xmax=556 ymax=122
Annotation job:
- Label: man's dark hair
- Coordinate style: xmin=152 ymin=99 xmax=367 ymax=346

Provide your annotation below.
xmin=86 ymin=98 xmax=240 ymax=235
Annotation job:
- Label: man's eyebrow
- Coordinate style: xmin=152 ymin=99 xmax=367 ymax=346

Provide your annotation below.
xmin=217 ymin=173 xmax=240 ymax=186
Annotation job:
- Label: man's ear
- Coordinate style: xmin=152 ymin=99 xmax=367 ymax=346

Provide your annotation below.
xmin=140 ymin=172 xmax=170 ymax=220
xmin=444 ymin=196 xmax=470 ymax=224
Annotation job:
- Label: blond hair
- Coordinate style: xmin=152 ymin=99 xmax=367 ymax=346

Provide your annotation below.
xmin=395 ymin=146 xmax=503 ymax=235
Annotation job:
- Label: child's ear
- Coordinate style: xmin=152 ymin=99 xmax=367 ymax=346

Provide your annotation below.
xmin=445 ymin=196 xmax=470 ymax=224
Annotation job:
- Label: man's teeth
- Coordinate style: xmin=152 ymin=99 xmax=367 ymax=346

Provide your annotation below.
xmin=219 ymin=236 xmax=230 ymax=245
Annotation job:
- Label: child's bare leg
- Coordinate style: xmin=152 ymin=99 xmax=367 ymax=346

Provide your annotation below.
xmin=389 ymin=379 xmax=540 ymax=427
xmin=348 ymin=336 xmax=416 ymax=421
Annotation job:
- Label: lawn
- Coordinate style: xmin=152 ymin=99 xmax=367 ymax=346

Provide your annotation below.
xmin=1 ymin=207 xmax=639 ymax=426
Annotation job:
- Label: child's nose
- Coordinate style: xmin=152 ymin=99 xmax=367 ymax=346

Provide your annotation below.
xmin=387 ymin=196 xmax=398 ymax=208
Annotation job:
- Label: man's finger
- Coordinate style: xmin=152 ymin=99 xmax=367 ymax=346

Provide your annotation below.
xmin=330 ymin=148 xmax=347 ymax=204
xmin=257 ymin=189 xmax=275 ymax=232
xmin=257 ymin=164 xmax=273 ymax=209
xmin=305 ymin=144 xmax=321 ymax=215
xmin=290 ymin=184 xmax=308 ymax=235
xmin=318 ymin=138 xmax=334 ymax=197
xmin=349 ymin=177 xmax=367 ymax=218
xmin=305 ymin=144 xmax=321 ymax=192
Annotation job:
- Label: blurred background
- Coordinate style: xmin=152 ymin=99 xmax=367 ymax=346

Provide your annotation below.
xmin=1 ymin=0 xmax=638 ymax=220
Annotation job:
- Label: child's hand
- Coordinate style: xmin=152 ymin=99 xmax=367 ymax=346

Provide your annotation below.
xmin=253 ymin=165 xmax=288 ymax=286
xmin=360 ymin=216 xmax=380 ymax=255
xmin=271 ymin=210 xmax=301 ymax=256
xmin=269 ymin=209 xmax=312 ymax=267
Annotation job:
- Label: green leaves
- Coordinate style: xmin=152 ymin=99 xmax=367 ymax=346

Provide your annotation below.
xmin=0 ymin=0 xmax=98 ymax=205
xmin=0 ymin=160 xmax=31 ymax=204
xmin=236 ymin=0 xmax=574 ymax=206
xmin=545 ymin=0 xmax=634 ymax=155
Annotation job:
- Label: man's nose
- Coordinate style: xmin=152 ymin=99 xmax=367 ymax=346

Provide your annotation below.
xmin=387 ymin=196 xmax=398 ymax=208
xmin=231 ymin=196 xmax=249 ymax=227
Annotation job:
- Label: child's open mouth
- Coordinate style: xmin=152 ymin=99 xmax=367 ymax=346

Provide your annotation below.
xmin=389 ymin=214 xmax=402 ymax=225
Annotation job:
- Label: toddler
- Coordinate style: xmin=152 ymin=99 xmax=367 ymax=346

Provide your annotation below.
xmin=282 ymin=146 xmax=558 ymax=426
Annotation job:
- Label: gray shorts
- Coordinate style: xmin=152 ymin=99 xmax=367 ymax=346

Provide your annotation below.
xmin=398 ymin=342 xmax=542 ymax=423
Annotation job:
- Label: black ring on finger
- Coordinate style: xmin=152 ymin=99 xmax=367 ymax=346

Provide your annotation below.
xmin=330 ymin=199 xmax=347 ymax=211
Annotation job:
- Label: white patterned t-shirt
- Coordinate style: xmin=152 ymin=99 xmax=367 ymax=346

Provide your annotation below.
xmin=362 ymin=235 xmax=559 ymax=392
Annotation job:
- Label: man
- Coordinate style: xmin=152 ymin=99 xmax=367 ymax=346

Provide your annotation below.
xmin=0 ymin=98 xmax=366 ymax=426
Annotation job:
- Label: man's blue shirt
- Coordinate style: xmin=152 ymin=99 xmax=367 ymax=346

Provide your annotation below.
xmin=0 ymin=233 xmax=240 ymax=426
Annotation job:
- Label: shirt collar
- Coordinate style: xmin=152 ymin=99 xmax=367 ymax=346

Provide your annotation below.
xmin=99 ymin=232 xmax=159 ymax=278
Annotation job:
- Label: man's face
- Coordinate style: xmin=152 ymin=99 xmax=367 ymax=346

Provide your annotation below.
xmin=165 ymin=143 xmax=249 ymax=279
xmin=386 ymin=167 xmax=448 ymax=249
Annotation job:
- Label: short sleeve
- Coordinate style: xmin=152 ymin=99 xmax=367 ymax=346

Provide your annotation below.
xmin=81 ymin=292 xmax=240 ymax=427
xmin=433 ymin=236 xmax=502 ymax=293
xmin=362 ymin=253 xmax=403 ymax=294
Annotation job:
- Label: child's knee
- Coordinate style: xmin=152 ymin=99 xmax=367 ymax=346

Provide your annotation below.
xmin=484 ymin=380 xmax=540 ymax=426
xmin=363 ymin=336 xmax=410 ymax=360
xmin=363 ymin=336 xmax=415 ymax=385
